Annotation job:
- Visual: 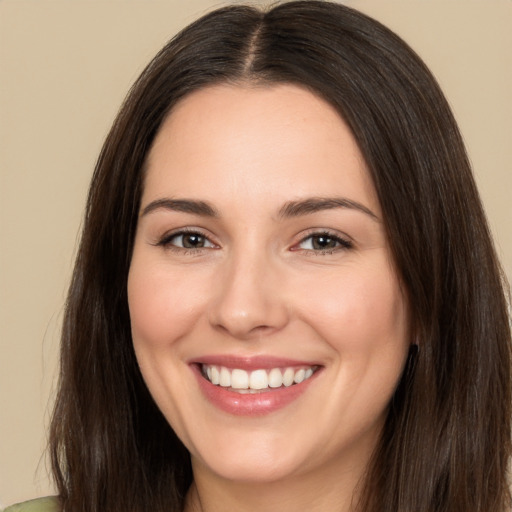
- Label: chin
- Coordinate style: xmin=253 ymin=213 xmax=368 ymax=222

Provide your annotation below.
xmin=193 ymin=450 xmax=306 ymax=484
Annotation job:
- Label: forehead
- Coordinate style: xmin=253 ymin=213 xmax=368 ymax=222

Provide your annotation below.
xmin=144 ymin=83 xmax=380 ymax=215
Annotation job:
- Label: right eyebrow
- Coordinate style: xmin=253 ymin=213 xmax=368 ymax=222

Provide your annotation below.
xmin=140 ymin=198 xmax=219 ymax=218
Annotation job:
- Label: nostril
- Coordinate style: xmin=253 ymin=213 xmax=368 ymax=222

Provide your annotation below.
xmin=212 ymin=321 xmax=278 ymax=340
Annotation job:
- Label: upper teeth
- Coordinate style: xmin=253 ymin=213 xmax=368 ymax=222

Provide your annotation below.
xmin=202 ymin=365 xmax=315 ymax=391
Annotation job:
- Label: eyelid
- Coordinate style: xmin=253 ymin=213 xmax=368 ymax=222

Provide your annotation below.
xmin=292 ymin=229 xmax=353 ymax=253
xmin=152 ymin=227 xmax=352 ymax=254
xmin=155 ymin=227 xmax=219 ymax=251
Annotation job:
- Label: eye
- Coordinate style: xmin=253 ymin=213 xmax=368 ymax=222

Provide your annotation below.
xmin=296 ymin=232 xmax=352 ymax=253
xmin=158 ymin=230 xmax=216 ymax=251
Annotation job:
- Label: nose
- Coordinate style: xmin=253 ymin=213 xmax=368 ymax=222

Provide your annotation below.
xmin=208 ymin=248 xmax=289 ymax=340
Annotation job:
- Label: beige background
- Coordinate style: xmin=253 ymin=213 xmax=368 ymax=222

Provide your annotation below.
xmin=0 ymin=0 xmax=510 ymax=507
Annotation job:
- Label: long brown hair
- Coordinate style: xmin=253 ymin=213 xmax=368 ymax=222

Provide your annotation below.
xmin=49 ymin=2 xmax=512 ymax=511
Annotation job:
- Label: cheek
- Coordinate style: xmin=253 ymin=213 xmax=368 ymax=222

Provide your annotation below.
xmin=127 ymin=259 xmax=207 ymax=350
xmin=296 ymin=259 xmax=409 ymax=358
xmin=301 ymin=263 xmax=409 ymax=426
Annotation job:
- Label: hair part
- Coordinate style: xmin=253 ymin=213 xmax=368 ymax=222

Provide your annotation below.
xmin=50 ymin=2 xmax=511 ymax=511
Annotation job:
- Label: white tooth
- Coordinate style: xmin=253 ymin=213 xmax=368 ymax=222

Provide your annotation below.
xmin=249 ymin=369 xmax=268 ymax=389
xmin=219 ymin=367 xmax=231 ymax=387
xmin=305 ymin=368 xmax=313 ymax=379
xmin=268 ymin=368 xmax=283 ymax=388
xmin=210 ymin=366 xmax=220 ymax=385
xmin=294 ymin=368 xmax=305 ymax=384
xmin=231 ymin=369 xmax=249 ymax=389
xmin=283 ymin=368 xmax=295 ymax=387
xmin=206 ymin=366 xmax=212 ymax=381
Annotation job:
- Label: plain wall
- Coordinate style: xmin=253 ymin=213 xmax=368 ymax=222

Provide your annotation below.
xmin=0 ymin=0 xmax=510 ymax=507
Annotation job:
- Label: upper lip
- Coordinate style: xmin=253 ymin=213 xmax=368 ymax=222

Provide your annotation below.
xmin=190 ymin=354 xmax=322 ymax=371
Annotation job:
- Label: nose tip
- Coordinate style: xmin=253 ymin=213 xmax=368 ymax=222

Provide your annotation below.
xmin=213 ymin=310 xmax=278 ymax=339
xmin=208 ymin=258 xmax=289 ymax=340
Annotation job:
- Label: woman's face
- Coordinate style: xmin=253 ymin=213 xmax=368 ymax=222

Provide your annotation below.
xmin=128 ymin=84 xmax=410 ymax=485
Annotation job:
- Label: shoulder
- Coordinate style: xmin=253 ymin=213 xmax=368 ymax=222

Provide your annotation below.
xmin=3 ymin=497 xmax=60 ymax=512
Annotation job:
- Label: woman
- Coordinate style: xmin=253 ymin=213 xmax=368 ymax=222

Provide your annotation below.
xmin=7 ymin=1 xmax=511 ymax=511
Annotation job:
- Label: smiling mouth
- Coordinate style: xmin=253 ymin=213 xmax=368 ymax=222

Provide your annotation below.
xmin=200 ymin=364 xmax=319 ymax=393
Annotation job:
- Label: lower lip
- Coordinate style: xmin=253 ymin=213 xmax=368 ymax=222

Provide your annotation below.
xmin=192 ymin=365 xmax=319 ymax=416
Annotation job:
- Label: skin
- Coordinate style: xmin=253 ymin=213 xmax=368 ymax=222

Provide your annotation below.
xmin=128 ymin=84 xmax=411 ymax=512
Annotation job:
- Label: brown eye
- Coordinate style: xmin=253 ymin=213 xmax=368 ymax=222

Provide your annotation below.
xmin=159 ymin=231 xmax=215 ymax=250
xmin=181 ymin=233 xmax=207 ymax=248
xmin=311 ymin=235 xmax=338 ymax=250
xmin=297 ymin=232 xmax=353 ymax=252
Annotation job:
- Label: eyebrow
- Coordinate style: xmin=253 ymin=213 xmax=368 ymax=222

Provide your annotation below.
xmin=278 ymin=197 xmax=380 ymax=221
xmin=141 ymin=198 xmax=219 ymax=218
xmin=140 ymin=196 xmax=379 ymax=221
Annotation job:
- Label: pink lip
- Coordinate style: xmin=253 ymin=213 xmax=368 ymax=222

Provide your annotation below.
xmin=190 ymin=356 xmax=322 ymax=416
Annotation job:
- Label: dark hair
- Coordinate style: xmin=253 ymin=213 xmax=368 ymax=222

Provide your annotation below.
xmin=49 ymin=2 xmax=512 ymax=511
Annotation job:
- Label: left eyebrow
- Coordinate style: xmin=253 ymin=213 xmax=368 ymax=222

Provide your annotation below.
xmin=278 ymin=197 xmax=380 ymax=222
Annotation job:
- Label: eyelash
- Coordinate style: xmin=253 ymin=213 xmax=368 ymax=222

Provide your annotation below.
xmin=156 ymin=229 xmax=353 ymax=255
xmin=156 ymin=228 xmax=216 ymax=254
xmin=294 ymin=231 xmax=353 ymax=255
